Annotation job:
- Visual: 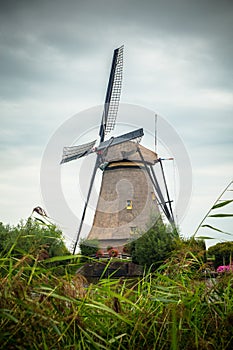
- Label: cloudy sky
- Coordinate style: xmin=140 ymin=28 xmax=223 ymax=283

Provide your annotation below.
xmin=1 ymin=0 xmax=232 ymax=249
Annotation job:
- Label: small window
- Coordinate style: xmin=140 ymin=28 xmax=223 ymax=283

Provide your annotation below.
xmin=126 ymin=200 xmax=132 ymax=210
xmin=130 ymin=226 xmax=137 ymax=234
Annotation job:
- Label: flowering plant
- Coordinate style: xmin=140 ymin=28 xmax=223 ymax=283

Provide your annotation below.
xmin=108 ymin=248 xmax=119 ymax=258
xmin=107 ymin=246 xmax=113 ymax=252
xmin=217 ymin=265 xmax=233 ymax=273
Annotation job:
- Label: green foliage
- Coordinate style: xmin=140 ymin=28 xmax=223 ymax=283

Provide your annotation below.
xmin=174 ymin=237 xmax=206 ymax=261
xmin=129 ymin=222 xmax=178 ymax=270
xmin=0 ymin=222 xmax=9 ymax=252
xmin=208 ymin=241 xmax=233 ymax=268
xmin=0 ymin=219 xmax=70 ymax=271
xmin=1 ymin=181 xmax=233 ymax=348
xmin=166 ymin=237 xmax=207 ymax=278
xmin=79 ymin=239 xmax=99 ymax=259
xmin=0 ymin=250 xmax=233 ymax=349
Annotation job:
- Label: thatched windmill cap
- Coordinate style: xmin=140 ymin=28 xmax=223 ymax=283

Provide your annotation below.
xmin=104 ymin=141 xmax=157 ymax=165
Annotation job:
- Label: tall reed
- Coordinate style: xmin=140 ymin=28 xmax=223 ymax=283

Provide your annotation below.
xmin=1 ymin=250 xmax=233 ymax=349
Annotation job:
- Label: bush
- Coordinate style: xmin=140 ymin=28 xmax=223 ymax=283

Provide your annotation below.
xmin=165 ymin=237 xmax=207 ymax=277
xmin=208 ymin=241 xmax=233 ymax=269
xmin=0 ymin=219 xmax=69 ymax=259
xmin=128 ymin=222 xmax=178 ymax=270
xmin=79 ymin=239 xmax=99 ymax=259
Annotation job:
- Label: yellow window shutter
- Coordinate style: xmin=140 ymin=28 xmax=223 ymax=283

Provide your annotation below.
xmin=126 ymin=200 xmax=132 ymax=209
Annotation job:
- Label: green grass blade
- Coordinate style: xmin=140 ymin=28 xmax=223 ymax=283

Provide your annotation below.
xmin=201 ymin=224 xmax=233 ymax=235
xmin=208 ymin=214 xmax=233 ymax=218
xmin=212 ymin=199 xmax=233 ymax=209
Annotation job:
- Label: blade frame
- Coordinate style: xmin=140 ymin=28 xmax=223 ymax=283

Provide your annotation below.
xmin=60 ymin=139 xmax=96 ymax=164
xmin=99 ymin=45 xmax=124 ymax=142
xmin=97 ymin=128 xmax=144 ymax=152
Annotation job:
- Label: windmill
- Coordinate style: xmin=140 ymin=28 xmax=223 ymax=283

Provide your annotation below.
xmin=61 ymin=46 xmax=174 ymax=254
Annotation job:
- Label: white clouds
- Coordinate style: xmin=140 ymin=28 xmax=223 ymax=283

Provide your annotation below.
xmin=198 ymin=89 xmax=233 ymax=109
xmin=123 ymin=38 xmax=233 ymax=112
xmin=155 ymin=88 xmax=233 ymax=110
xmin=0 ymin=153 xmax=41 ymax=224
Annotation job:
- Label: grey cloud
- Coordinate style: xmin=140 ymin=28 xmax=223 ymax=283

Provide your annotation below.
xmin=1 ymin=0 xmax=232 ymax=55
xmin=0 ymin=0 xmax=232 ymax=103
xmin=0 ymin=0 xmax=232 ymax=244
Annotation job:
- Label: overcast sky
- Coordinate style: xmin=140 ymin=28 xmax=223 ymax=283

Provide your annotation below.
xmin=0 ymin=0 xmax=232 ymax=249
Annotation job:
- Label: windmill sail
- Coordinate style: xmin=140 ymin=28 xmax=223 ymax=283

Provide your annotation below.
xmin=61 ymin=129 xmax=143 ymax=165
xmin=61 ymin=47 xmax=124 ymax=254
xmin=60 ymin=45 xmax=175 ymax=253
xmin=60 ymin=139 xmax=96 ymax=164
xmin=72 ymin=160 xmax=99 ymax=254
xmin=99 ymin=45 xmax=124 ymax=142
xmin=97 ymin=128 xmax=144 ymax=152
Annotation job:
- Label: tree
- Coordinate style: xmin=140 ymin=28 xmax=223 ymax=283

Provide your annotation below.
xmin=208 ymin=241 xmax=233 ymax=269
xmin=0 ymin=219 xmax=70 ymax=259
xmin=128 ymin=222 xmax=178 ymax=270
xmin=0 ymin=222 xmax=9 ymax=252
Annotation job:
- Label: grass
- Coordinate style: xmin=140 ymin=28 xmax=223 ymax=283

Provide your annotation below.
xmin=1 ymin=182 xmax=232 ymax=348
xmin=1 ymin=251 xmax=233 ymax=349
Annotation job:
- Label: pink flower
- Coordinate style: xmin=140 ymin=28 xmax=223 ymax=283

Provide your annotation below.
xmin=217 ymin=265 xmax=232 ymax=273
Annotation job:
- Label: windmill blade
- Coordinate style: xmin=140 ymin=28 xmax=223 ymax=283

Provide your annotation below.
xmin=99 ymin=45 xmax=124 ymax=142
xmin=158 ymin=158 xmax=175 ymax=223
xmin=136 ymin=145 xmax=175 ymax=225
xmin=72 ymin=158 xmax=99 ymax=254
xmin=150 ymin=164 xmax=175 ymax=225
xmin=60 ymin=139 xmax=96 ymax=164
xmin=97 ymin=128 xmax=144 ymax=152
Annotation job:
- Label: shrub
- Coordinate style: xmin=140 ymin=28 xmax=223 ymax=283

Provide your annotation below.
xmin=208 ymin=242 xmax=233 ymax=269
xmin=79 ymin=239 xmax=99 ymax=258
xmin=0 ymin=219 xmax=70 ymax=261
xmin=129 ymin=222 xmax=178 ymax=270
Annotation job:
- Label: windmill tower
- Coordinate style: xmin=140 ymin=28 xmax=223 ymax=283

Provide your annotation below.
xmin=61 ymin=46 xmax=174 ymax=253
